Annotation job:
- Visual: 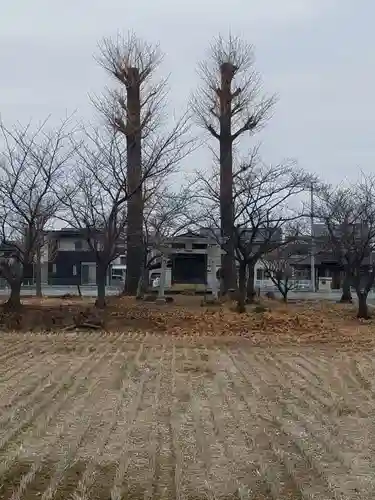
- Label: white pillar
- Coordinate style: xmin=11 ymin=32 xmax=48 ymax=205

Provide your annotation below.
xmin=156 ymin=254 xmax=167 ymax=304
xmin=208 ymin=245 xmax=219 ymax=299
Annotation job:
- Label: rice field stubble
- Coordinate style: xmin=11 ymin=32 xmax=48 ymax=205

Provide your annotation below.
xmin=0 ymin=333 xmax=374 ymax=499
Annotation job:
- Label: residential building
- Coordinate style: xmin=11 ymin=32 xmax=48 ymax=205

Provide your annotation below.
xmin=46 ymin=229 xmax=98 ymax=286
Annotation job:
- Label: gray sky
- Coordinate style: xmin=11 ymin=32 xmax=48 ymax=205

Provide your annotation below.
xmin=0 ymin=0 xmax=373 ymax=184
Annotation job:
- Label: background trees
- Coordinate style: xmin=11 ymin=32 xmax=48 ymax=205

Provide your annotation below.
xmin=60 ymin=128 xmax=128 ymax=308
xmin=0 ymin=119 xmax=74 ymax=309
xmin=192 ymin=35 xmax=275 ymax=293
xmin=261 ymin=245 xmax=310 ymax=302
xmin=198 ymin=149 xmax=312 ymax=311
xmin=315 ymin=176 xmax=375 ymax=319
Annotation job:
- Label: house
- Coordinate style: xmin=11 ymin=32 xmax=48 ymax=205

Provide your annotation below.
xmin=110 ymin=254 xmax=126 ymax=283
xmin=45 ymin=229 xmax=99 ymax=286
xmin=281 ymin=224 xmax=375 ymax=290
xmin=45 ymin=228 xmax=128 ymax=286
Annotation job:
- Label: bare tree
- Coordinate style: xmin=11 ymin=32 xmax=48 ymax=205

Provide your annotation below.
xmin=96 ymin=31 xmax=193 ymax=295
xmin=33 ymin=208 xmax=53 ymax=297
xmin=315 ymin=177 xmax=375 ymax=319
xmin=62 ymin=125 xmax=191 ymax=307
xmin=138 ymin=184 xmax=199 ymax=297
xmin=61 ymin=129 xmax=128 ymax=308
xmin=0 ymin=119 xmax=74 ymax=309
xmin=198 ymin=154 xmax=313 ymax=312
xmin=261 ymin=244 xmax=310 ymax=302
xmin=192 ymin=35 xmax=276 ymax=293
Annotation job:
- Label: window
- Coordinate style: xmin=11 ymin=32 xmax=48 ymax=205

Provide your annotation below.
xmin=192 ymin=243 xmax=207 ymax=250
xmin=112 ymin=268 xmax=123 ymax=277
xmin=171 ymin=242 xmax=185 ymax=249
xmin=52 ymin=264 xmax=57 ymax=274
xmin=74 ymin=240 xmax=83 ymax=251
xmin=120 ymin=256 xmax=126 ymax=265
xmin=256 ymin=269 xmax=263 ymax=280
xmin=72 ymin=265 xmax=77 ymax=276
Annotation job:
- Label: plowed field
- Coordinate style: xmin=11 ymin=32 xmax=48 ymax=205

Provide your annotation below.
xmin=0 ymin=333 xmax=374 ymax=499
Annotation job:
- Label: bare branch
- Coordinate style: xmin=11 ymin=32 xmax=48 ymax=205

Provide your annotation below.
xmin=0 ymin=117 xmax=75 ymax=306
xmin=94 ymin=31 xmax=167 ymax=139
xmin=191 ymin=34 xmax=276 ymax=141
xmin=197 ymin=149 xmax=314 ymax=265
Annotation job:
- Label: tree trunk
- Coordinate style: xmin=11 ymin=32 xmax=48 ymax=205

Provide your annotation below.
xmin=340 ymin=273 xmax=352 ymax=303
xmin=5 ymin=280 xmax=22 ymax=310
xmin=357 ymin=291 xmax=370 ymax=319
xmin=136 ymin=272 xmax=143 ymax=299
xmin=95 ymin=267 xmax=107 ymax=308
xmin=219 ymin=63 xmax=236 ymax=293
xmin=277 ymin=281 xmax=288 ymax=303
xmin=124 ymin=67 xmax=143 ymax=296
xmin=136 ymin=265 xmax=149 ymax=299
xmin=35 ymin=245 xmax=42 ymax=298
xmin=246 ymin=262 xmax=255 ymax=303
xmin=236 ymin=262 xmax=247 ymax=313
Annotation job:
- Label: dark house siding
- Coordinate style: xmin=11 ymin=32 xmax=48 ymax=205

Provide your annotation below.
xmin=48 ymin=250 xmax=97 ymax=286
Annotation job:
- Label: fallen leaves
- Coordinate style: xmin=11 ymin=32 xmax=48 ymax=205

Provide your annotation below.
xmin=103 ymin=298 xmax=375 ymax=347
xmin=1 ymin=295 xmax=374 ymax=347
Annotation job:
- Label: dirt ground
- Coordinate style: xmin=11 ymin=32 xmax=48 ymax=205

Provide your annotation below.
xmin=1 ymin=295 xmax=375 ymax=350
xmin=0 ymin=333 xmax=375 ymax=499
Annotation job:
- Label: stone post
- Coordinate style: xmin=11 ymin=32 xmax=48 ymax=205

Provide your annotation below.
xmin=156 ymin=254 xmax=168 ymax=304
xmin=208 ymin=244 xmax=219 ymax=300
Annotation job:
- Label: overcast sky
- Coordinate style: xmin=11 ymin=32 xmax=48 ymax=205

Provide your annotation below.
xmin=0 ymin=0 xmax=373 ymax=184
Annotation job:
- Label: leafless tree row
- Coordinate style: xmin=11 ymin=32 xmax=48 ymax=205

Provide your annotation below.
xmin=0 ymin=30 xmax=373 ymax=322
xmin=0 ymin=118 xmax=76 ymax=308
xmin=314 ymin=177 xmax=375 ymax=319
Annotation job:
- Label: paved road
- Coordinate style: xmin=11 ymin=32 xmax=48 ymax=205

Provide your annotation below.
xmin=0 ymin=286 xmax=373 ymax=304
xmin=271 ymin=289 xmax=375 ymax=305
xmin=0 ymin=285 xmax=122 ymax=297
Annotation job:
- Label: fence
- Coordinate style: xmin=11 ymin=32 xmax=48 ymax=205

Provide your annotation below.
xmin=255 ymin=279 xmax=312 ymax=291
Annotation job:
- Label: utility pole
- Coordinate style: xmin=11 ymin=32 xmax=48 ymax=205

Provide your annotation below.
xmin=310 ymin=183 xmax=316 ymax=292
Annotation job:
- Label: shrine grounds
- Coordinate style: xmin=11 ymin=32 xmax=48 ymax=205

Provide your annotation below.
xmin=0 ymin=295 xmax=374 ymax=499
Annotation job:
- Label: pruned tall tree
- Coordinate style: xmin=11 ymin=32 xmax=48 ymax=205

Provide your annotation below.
xmin=315 ymin=177 xmax=375 ymax=319
xmin=0 ymin=118 xmax=74 ymax=309
xmin=96 ymin=31 xmax=193 ymax=295
xmin=192 ymin=35 xmax=276 ymax=293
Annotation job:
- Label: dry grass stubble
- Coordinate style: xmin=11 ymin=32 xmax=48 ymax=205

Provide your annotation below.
xmin=0 ymin=334 xmax=375 ymax=498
